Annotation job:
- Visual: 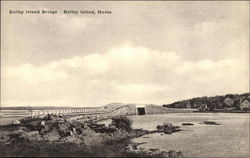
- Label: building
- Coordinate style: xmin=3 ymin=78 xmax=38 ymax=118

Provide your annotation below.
xmin=136 ymin=104 xmax=146 ymax=115
xmin=185 ymin=102 xmax=191 ymax=109
xmin=198 ymin=104 xmax=208 ymax=111
xmin=240 ymin=99 xmax=250 ymax=111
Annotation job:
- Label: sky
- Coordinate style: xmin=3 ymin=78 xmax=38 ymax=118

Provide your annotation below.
xmin=1 ymin=1 xmax=249 ymax=107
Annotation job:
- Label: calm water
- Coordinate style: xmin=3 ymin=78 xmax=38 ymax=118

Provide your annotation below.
xmin=0 ymin=110 xmax=30 ymax=125
xmin=99 ymin=113 xmax=249 ymax=157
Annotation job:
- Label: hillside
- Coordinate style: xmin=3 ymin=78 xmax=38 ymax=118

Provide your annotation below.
xmin=162 ymin=93 xmax=250 ymax=111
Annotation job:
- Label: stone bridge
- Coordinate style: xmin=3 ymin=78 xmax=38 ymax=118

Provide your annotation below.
xmin=31 ymin=103 xmax=196 ymax=122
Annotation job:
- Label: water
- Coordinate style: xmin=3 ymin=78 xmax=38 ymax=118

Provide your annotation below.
xmin=99 ymin=113 xmax=249 ymax=157
xmin=0 ymin=110 xmax=30 ymax=125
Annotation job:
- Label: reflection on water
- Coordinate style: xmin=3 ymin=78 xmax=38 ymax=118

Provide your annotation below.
xmin=100 ymin=113 xmax=249 ymax=157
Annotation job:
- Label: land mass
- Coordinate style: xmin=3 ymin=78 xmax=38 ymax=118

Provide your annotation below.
xmin=162 ymin=93 xmax=250 ymax=112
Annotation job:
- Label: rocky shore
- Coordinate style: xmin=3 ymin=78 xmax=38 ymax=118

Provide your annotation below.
xmin=0 ymin=115 xmax=184 ymax=157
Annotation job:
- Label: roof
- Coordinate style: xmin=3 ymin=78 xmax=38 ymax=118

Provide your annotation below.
xmin=241 ymin=98 xmax=250 ymax=103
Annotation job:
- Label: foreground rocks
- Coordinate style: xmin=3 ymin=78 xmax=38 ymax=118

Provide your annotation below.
xmin=0 ymin=115 xmax=185 ymax=157
xmin=1 ymin=115 xmax=138 ymax=147
xmin=125 ymin=143 xmax=184 ymax=158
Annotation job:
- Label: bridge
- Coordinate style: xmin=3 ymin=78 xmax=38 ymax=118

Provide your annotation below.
xmin=30 ymin=103 xmax=197 ymax=122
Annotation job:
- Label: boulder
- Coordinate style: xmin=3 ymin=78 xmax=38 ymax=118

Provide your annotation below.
xmin=124 ymin=144 xmax=135 ymax=152
xmin=168 ymin=150 xmax=184 ymax=158
xmin=169 ymin=150 xmax=178 ymax=158
xmin=23 ymin=120 xmax=42 ymax=131
xmin=12 ymin=120 xmax=21 ymax=125
xmin=20 ymin=131 xmax=42 ymax=141
xmin=156 ymin=122 xmax=181 ymax=134
xmin=40 ymin=124 xmax=51 ymax=134
xmin=40 ymin=121 xmax=46 ymax=126
xmin=161 ymin=151 xmax=170 ymax=158
xmin=61 ymin=135 xmax=82 ymax=144
xmin=177 ymin=151 xmax=184 ymax=158
xmin=43 ymin=129 xmax=61 ymax=141
xmin=9 ymin=129 xmax=26 ymax=135
xmin=157 ymin=125 xmax=164 ymax=132
xmin=58 ymin=122 xmax=71 ymax=136
xmin=148 ymin=148 xmax=161 ymax=155
xmin=0 ymin=131 xmax=11 ymax=143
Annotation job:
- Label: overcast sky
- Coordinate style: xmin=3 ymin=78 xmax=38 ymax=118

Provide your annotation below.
xmin=1 ymin=1 xmax=249 ymax=107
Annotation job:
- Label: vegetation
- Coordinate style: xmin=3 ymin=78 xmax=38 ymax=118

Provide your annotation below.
xmin=111 ymin=116 xmax=133 ymax=131
xmin=163 ymin=93 xmax=250 ymax=111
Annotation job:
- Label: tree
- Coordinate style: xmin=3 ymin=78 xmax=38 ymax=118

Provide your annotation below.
xmin=111 ymin=116 xmax=133 ymax=131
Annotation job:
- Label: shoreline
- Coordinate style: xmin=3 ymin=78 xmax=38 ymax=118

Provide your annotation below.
xmin=0 ymin=115 xmax=184 ymax=157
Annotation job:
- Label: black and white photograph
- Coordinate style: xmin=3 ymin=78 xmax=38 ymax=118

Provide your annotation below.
xmin=0 ymin=1 xmax=249 ymax=157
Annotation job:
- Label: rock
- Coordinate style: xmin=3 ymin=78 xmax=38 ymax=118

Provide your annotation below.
xmin=148 ymin=148 xmax=161 ymax=155
xmin=19 ymin=127 xmax=29 ymax=131
xmin=72 ymin=128 xmax=76 ymax=134
xmin=161 ymin=151 xmax=170 ymax=158
xmin=169 ymin=150 xmax=178 ymax=158
xmin=168 ymin=150 xmax=184 ymax=158
xmin=23 ymin=120 xmax=42 ymax=131
xmin=164 ymin=129 xmax=173 ymax=134
xmin=81 ymin=127 xmax=96 ymax=136
xmin=58 ymin=122 xmax=71 ymax=136
xmin=40 ymin=124 xmax=51 ymax=134
xmin=132 ymin=144 xmax=138 ymax=150
xmin=10 ymin=129 xmax=26 ymax=135
xmin=157 ymin=125 xmax=164 ymax=131
xmin=0 ymin=131 xmax=11 ymax=143
xmin=20 ymin=131 xmax=42 ymax=141
xmin=182 ymin=123 xmax=194 ymax=126
xmin=41 ymin=121 xmax=45 ymax=126
xmin=156 ymin=122 xmax=181 ymax=134
xmin=177 ymin=151 xmax=184 ymax=158
xmin=43 ymin=129 xmax=61 ymax=141
xmin=12 ymin=120 xmax=21 ymax=125
xmin=44 ymin=114 xmax=52 ymax=120
xmin=61 ymin=135 xmax=82 ymax=144
xmin=203 ymin=121 xmax=220 ymax=125
xmin=124 ymin=144 xmax=134 ymax=152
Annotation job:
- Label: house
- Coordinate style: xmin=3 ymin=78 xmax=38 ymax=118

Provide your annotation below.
xmin=185 ymin=102 xmax=191 ymax=109
xmin=240 ymin=99 xmax=250 ymax=111
xmin=198 ymin=104 xmax=208 ymax=111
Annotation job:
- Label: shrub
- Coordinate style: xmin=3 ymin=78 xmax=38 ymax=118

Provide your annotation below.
xmin=111 ymin=116 xmax=133 ymax=131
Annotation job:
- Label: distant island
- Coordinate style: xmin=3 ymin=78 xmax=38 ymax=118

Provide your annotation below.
xmin=162 ymin=93 xmax=250 ymax=112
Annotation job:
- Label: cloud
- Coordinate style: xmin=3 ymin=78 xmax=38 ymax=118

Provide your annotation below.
xmin=4 ymin=63 xmax=67 ymax=84
xmin=1 ymin=43 xmax=248 ymax=106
